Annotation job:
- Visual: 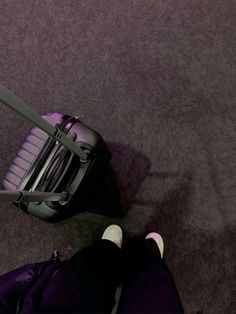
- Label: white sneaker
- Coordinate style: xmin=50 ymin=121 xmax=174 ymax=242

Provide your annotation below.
xmin=102 ymin=224 xmax=123 ymax=249
xmin=145 ymin=232 xmax=164 ymax=258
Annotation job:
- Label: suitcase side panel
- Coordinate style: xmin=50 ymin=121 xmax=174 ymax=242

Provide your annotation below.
xmin=2 ymin=113 xmax=64 ymax=191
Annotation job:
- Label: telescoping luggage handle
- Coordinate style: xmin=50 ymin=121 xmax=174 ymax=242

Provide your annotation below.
xmin=0 ymin=190 xmax=67 ymax=202
xmin=0 ymin=83 xmax=88 ymax=162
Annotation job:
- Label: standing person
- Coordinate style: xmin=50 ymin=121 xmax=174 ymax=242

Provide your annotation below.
xmin=0 ymin=225 xmax=184 ymax=313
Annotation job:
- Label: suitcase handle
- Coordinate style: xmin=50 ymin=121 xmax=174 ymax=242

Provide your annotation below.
xmin=0 ymin=84 xmax=88 ymax=162
xmin=0 ymin=190 xmax=67 ymax=202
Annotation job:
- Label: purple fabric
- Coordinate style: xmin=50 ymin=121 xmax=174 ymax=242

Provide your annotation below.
xmin=0 ymin=253 xmax=63 ymax=314
xmin=0 ymin=263 xmax=42 ymax=313
xmin=20 ymin=261 xmax=62 ymax=314
xmin=0 ymin=241 xmax=183 ymax=313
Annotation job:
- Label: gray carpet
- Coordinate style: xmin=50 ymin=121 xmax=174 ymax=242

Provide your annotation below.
xmin=0 ymin=0 xmax=235 ymax=313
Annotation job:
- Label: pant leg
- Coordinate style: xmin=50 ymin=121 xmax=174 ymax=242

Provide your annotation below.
xmin=117 ymin=239 xmax=184 ymax=314
xmin=39 ymin=239 xmax=122 ymax=313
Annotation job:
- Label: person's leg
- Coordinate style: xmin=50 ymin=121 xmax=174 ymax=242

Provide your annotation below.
xmin=117 ymin=233 xmax=184 ymax=314
xmin=39 ymin=225 xmax=123 ymax=313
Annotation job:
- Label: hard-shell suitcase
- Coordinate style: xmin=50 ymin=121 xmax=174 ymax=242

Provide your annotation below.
xmin=0 ymin=84 xmax=111 ymax=222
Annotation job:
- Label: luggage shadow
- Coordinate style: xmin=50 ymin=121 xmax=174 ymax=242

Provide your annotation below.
xmin=85 ymin=142 xmax=151 ymax=218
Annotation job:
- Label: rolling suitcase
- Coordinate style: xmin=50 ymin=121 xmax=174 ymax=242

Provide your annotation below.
xmin=0 ymin=84 xmax=111 ymax=222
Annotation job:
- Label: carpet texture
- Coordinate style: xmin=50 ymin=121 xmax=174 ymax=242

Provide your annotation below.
xmin=0 ymin=1 xmax=235 ymax=313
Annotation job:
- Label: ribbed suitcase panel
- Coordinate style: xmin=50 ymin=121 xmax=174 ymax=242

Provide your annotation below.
xmin=9 ymin=164 xmax=26 ymax=178
xmin=2 ymin=113 xmax=64 ymax=191
xmin=2 ymin=179 xmax=17 ymax=191
xmin=13 ymin=157 xmax=31 ymax=171
xmin=5 ymin=171 xmax=22 ymax=186
xmin=2 ymin=123 xmax=50 ymax=190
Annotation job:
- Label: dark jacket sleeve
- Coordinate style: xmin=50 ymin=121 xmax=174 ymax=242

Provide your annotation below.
xmin=0 ymin=263 xmax=44 ymax=313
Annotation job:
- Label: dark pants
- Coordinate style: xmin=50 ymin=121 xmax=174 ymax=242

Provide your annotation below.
xmin=39 ymin=239 xmax=184 ymax=313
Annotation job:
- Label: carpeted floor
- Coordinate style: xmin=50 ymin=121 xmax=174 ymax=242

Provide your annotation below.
xmin=0 ymin=1 xmax=235 ymax=313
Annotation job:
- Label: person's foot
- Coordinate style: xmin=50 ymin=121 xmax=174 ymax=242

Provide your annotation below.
xmin=145 ymin=232 xmax=164 ymax=258
xmin=102 ymin=224 xmax=123 ymax=249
